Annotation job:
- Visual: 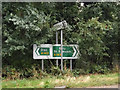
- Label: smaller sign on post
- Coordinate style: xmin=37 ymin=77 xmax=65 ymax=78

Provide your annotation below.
xmin=53 ymin=20 xmax=67 ymax=30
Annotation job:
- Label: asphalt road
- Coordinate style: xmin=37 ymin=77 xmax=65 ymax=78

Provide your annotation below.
xmin=87 ymin=85 xmax=118 ymax=88
xmin=55 ymin=85 xmax=119 ymax=88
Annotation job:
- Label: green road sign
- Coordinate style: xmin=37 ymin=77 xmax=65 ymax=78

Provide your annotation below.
xmin=33 ymin=44 xmax=79 ymax=59
xmin=35 ymin=47 xmax=50 ymax=56
xmin=53 ymin=46 xmax=78 ymax=57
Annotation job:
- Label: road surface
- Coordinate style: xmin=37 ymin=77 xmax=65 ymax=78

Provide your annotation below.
xmin=87 ymin=85 xmax=118 ymax=88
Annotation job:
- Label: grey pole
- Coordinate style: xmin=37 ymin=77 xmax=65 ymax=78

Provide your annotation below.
xmin=70 ymin=59 xmax=72 ymax=71
xmin=56 ymin=31 xmax=58 ymax=67
xmin=42 ymin=59 xmax=44 ymax=71
xmin=61 ymin=29 xmax=63 ymax=71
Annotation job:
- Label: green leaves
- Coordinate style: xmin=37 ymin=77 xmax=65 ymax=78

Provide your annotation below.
xmin=2 ymin=2 xmax=119 ymax=75
xmin=2 ymin=3 xmax=52 ymax=57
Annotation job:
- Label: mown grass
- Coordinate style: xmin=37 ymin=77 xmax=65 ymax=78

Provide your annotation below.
xmin=2 ymin=73 xmax=118 ymax=88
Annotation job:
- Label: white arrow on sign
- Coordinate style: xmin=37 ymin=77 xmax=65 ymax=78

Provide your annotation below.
xmin=36 ymin=47 xmax=40 ymax=56
xmin=73 ymin=46 xmax=76 ymax=57
xmin=72 ymin=46 xmax=78 ymax=57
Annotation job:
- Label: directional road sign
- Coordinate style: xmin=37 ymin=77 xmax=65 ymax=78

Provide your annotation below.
xmin=53 ymin=46 xmax=78 ymax=57
xmin=33 ymin=44 xmax=79 ymax=59
xmin=53 ymin=20 xmax=67 ymax=30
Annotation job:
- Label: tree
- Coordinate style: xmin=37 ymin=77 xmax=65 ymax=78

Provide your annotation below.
xmin=2 ymin=2 xmax=119 ymax=76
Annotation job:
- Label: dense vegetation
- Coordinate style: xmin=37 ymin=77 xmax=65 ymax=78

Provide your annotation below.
xmin=2 ymin=2 xmax=119 ymax=79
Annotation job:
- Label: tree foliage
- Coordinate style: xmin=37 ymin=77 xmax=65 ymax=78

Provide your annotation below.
xmin=2 ymin=2 xmax=119 ymax=77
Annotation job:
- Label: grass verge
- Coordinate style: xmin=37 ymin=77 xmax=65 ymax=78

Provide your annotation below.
xmin=2 ymin=73 xmax=118 ymax=88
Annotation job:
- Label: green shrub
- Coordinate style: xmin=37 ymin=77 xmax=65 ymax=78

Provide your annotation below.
xmin=90 ymin=64 xmax=111 ymax=74
xmin=43 ymin=81 xmax=50 ymax=88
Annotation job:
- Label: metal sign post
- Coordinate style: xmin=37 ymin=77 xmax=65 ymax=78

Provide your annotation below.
xmin=61 ymin=29 xmax=63 ymax=71
xmin=42 ymin=59 xmax=44 ymax=71
xmin=56 ymin=31 xmax=58 ymax=67
xmin=70 ymin=59 xmax=72 ymax=71
xmin=54 ymin=20 xmax=67 ymax=71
